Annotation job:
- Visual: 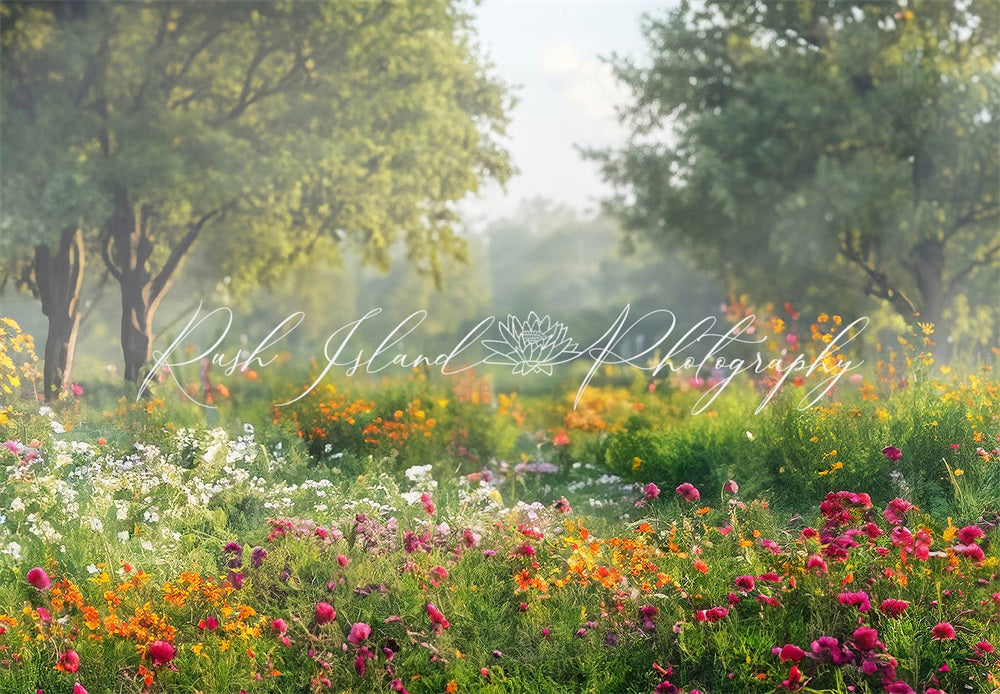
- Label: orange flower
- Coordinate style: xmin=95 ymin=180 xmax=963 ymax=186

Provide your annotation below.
xmin=693 ymin=560 xmax=709 ymax=574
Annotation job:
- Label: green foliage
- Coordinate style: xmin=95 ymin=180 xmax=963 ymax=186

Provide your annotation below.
xmin=593 ymin=0 xmax=1000 ymax=353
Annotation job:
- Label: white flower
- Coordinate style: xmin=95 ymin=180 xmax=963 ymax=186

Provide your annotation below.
xmin=117 ymin=530 xmax=130 ymax=542
xmin=10 ymin=497 xmax=25 ymax=512
xmin=2 ymin=542 xmax=21 ymax=560
xmin=244 ymin=423 xmax=255 ymax=435
xmin=38 ymin=406 xmax=53 ymax=417
xmin=51 ymin=420 xmax=66 ymax=434
xmin=86 ymin=564 xmax=99 ymax=574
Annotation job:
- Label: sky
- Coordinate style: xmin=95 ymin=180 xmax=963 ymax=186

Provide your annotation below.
xmin=461 ymin=0 xmax=678 ymax=226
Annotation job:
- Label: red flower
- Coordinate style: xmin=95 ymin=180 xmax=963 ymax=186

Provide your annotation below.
xmin=852 ymin=626 xmax=881 ymax=651
xmin=552 ymin=432 xmax=570 ymax=446
xmin=26 ymin=567 xmax=51 ymax=591
xmin=779 ymin=644 xmax=805 ymax=663
xmin=315 ymin=602 xmax=336 ymax=625
xmin=882 ymin=446 xmax=902 ymax=461
xmin=879 ymin=599 xmax=908 ymax=618
xmin=781 ymin=664 xmax=803 ymax=691
xmin=931 ymin=622 xmax=956 ymax=641
xmin=59 ymin=649 xmax=80 ymax=673
xmin=147 ymin=640 xmax=175 ymax=667
xmin=675 ymin=483 xmax=700 ymax=502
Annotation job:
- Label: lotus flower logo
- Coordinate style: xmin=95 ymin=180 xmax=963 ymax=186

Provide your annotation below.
xmin=482 ymin=312 xmax=578 ymax=375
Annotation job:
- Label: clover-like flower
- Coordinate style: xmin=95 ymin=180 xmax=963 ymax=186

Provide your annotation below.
xmin=482 ymin=312 xmax=577 ymax=376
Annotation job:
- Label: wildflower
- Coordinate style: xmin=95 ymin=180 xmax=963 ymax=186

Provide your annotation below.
xmin=147 ymin=640 xmax=175 ymax=667
xmin=675 ymin=482 xmax=700 ymax=502
xmin=852 ymin=626 xmax=881 ymax=651
xmin=806 ymin=555 xmax=828 ymax=574
xmin=59 ymin=649 xmax=80 ymax=673
xmin=26 ymin=567 xmax=51 ymax=591
xmin=429 ymin=566 xmax=449 ymax=583
xmin=778 ymin=644 xmax=805 ymax=663
xmin=347 ymin=622 xmax=371 ymax=645
xmin=931 ymin=622 xmax=956 ymax=641
xmin=492 ymin=650 xmax=503 ymax=658
xmin=956 ymin=525 xmax=985 ymax=545
xmin=639 ymin=604 xmax=658 ymax=631
xmin=427 ymin=603 xmax=450 ymax=633
xmin=73 ymin=684 xmax=89 ymax=694
xmin=462 ymin=529 xmax=481 ymax=547
xmin=553 ymin=497 xmax=572 ymax=514
xmin=780 ymin=664 xmax=803 ymax=691
xmin=420 ymin=492 xmax=435 ymax=516
xmin=337 ymin=554 xmax=350 ymax=567
xmin=251 ymin=546 xmax=267 ymax=567
xmin=838 ymin=590 xmax=871 ymax=612
xmin=975 ymin=640 xmax=994 ymax=655
xmin=198 ymin=616 xmax=220 ymax=631
xmin=552 ymin=432 xmax=570 ymax=446
xmin=724 ymin=479 xmax=739 ymax=494
xmin=882 ymin=446 xmax=902 ymax=461
xmin=643 ymin=483 xmax=660 ymax=500
xmin=272 ymin=618 xmax=287 ymax=635
xmin=883 ymin=498 xmax=912 ymax=525
xmin=735 ymin=575 xmax=755 ymax=592
xmin=315 ymin=602 xmax=336 ymax=625
xmin=879 ymin=599 xmax=908 ymax=618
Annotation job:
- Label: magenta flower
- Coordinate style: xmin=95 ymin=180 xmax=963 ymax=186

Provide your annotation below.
xmin=931 ymin=622 xmax=956 ymax=640
xmin=59 ymin=649 xmax=80 ymax=673
xmin=347 ymin=622 xmax=371 ymax=645
xmin=882 ymin=498 xmax=912 ymax=525
xmin=838 ymin=590 xmax=871 ymax=612
xmin=643 ymin=483 xmax=660 ymax=500
xmin=956 ymin=525 xmax=985 ymax=545
xmin=879 ymin=599 xmax=908 ymax=617
xmin=26 ymin=567 xmax=51 ymax=591
xmin=852 ymin=626 xmax=881 ymax=651
xmin=882 ymin=446 xmax=902 ymax=461
xmin=427 ymin=603 xmax=450 ymax=633
xmin=272 ymin=618 xmax=287 ymax=634
xmin=147 ymin=640 xmax=175 ymax=667
xmin=806 ymin=554 xmax=828 ymax=574
xmin=723 ymin=479 xmax=739 ymax=494
xmin=675 ymin=482 xmax=700 ymax=502
xmin=73 ymin=683 xmax=89 ymax=694
xmin=315 ymin=602 xmax=336 ymax=625
xmin=735 ymin=575 xmax=755 ymax=592
xmin=337 ymin=553 xmax=350 ymax=567
xmin=778 ymin=644 xmax=805 ymax=663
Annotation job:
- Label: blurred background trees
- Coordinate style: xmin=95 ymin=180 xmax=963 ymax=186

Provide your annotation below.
xmin=592 ymin=0 xmax=999 ymax=360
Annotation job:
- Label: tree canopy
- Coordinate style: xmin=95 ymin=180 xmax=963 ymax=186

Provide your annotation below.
xmin=2 ymin=0 xmax=512 ymax=381
xmin=593 ymin=0 xmax=999 ymax=358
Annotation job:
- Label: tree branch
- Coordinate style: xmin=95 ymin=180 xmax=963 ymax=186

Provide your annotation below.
xmin=841 ymin=245 xmax=919 ymax=318
xmin=149 ymin=205 xmax=231 ymax=305
xmin=947 ymin=240 xmax=1000 ymax=294
xmin=227 ymin=44 xmax=271 ymax=119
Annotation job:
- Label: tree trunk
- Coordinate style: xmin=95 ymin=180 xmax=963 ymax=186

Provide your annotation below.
xmin=910 ymin=237 xmax=951 ymax=362
xmin=34 ymin=227 xmax=85 ymax=400
xmin=120 ymin=271 xmax=154 ymax=383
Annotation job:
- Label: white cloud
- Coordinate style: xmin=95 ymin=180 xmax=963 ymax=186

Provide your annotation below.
xmin=538 ymin=38 xmax=580 ymax=76
xmin=564 ymin=59 xmax=629 ymax=125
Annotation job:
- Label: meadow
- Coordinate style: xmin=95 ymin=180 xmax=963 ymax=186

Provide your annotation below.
xmin=0 ymin=311 xmax=998 ymax=694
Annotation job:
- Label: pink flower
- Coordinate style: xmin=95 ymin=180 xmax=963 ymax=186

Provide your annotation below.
xmin=420 ymin=492 xmax=435 ymax=516
xmin=73 ymin=684 xmax=89 ymax=694
xmin=553 ymin=497 xmax=572 ymax=514
xmin=26 ymin=567 xmax=51 ymax=591
xmin=723 ymin=479 xmax=739 ymax=494
xmin=931 ymin=622 xmax=956 ymax=640
xmin=315 ymin=602 xmax=336 ymax=625
xmin=779 ymin=644 xmax=805 ymax=663
xmin=882 ymin=446 xmax=902 ymax=461
xmin=272 ymin=618 xmax=287 ymax=635
xmin=852 ymin=626 xmax=881 ymax=651
xmin=675 ymin=482 xmax=700 ymax=502
xmin=337 ymin=553 xmax=350 ymax=567
xmin=462 ymin=528 xmax=481 ymax=547
xmin=70 ymin=383 xmax=83 ymax=397
xmin=59 ymin=649 xmax=80 ymax=673
xmin=643 ymin=483 xmax=660 ymax=500
xmin=882 ymin=498 xmax=912 ymax=525
xmin=429 ymin=565 xmax=449 ymax=582
xmin=427 ymin=603 xmax=450 ymax=633
xmin=838 ymin=590 xmax=871 ymax=612
xmin=806 ymin=555 xmax=828 ymax=574
xmin=952 ymin=542 xmax=985 ymax=562
xmin=975 ymin=640 xmax=994 ymax=655
xmin=147 ymin=640 xmax=175 ymax=667
xmin=956 ymin=525 xmax=985 ymax=545
xmin=347 ymin=622 xmax=371 ymax=645
xmin=879 ymin=599 xmax=908 ymax=617
xmin=735 ymin=575 xmax=755 ymax=592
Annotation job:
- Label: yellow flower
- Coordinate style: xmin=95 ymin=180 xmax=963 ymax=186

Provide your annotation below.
xmin=953 ymin=468 xmax=964 ymax=476
xmin=817 ymin=313 xmax=829 ymax=323
xmin=632 ymin=457 xmax=643 ymax=470
xmin=918 ymin=321 xmax=935 ymax=336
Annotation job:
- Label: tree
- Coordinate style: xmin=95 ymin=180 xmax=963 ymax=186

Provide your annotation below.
xmin=593 ymin=0 xmax=999 ymax=357
xmin=2 ymin=0 xmax=511 ymax=382
xmin=1 ymin=2 xmax=109 ymax=398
